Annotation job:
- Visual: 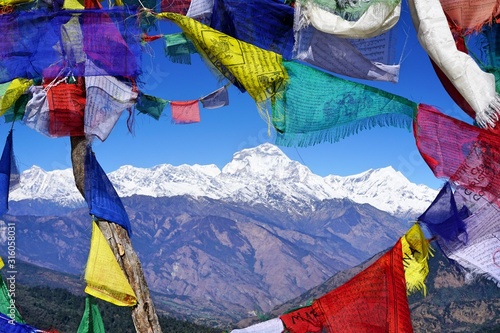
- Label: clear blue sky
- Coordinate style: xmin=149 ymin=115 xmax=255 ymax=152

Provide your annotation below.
xmin=0 ymin=3 xmax=472 ymax=190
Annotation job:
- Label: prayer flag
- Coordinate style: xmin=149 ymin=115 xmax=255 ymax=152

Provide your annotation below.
xmin=414 ymin=104 xmax=500 ymax=208
xmin=417 ymin=182 xmax=469 ymax=243
xmin=0 ymin=313 xmax=49 ymax=333
xmin=280 ymin=305 xmax=322 ymax=333
xmin=171 ymin=100 xmax=200 ymax=124
xmin=164 ymin=33 xmax=198 ymax=64
xmin=0 ymin=8 xmax=141 ymax=84
xmin=186 ymin=0 xmax=214 ymax=23
xmin=157 ymin=12 xmax=288 ymax=104
xmin=295 ymin=0 xmax=401 ymax=39
xmin=273 ymin=60 xmax=416 ymax=147
xmin=310 ymin=239 xmax=413 ymax=333
xmin=84 ymin=61 xmax=137 ymax=142
xmin=84 ymin=145 xmax=132 ymax=236
xmin=160 ymin=0 xmax=192 ymax=15
xmin=294 ymin=24 xmax=400 ymax=82
xmin=438 ymin=187 xmax=500 ymax=285
xmin=439 ymin=0 xmax=499 ymax=33
xmin=23 ymin=86 xmax=51 ymax=137
xmin=136 ymin=93 xmax=169 ymax=120
xmin=77 ymin=295 xmax=105 ymax=333
xmin=0 ymin=130 xmax=16 ymax=217
xmin=0 ymin=79 xmax=32 ymax=117
xmin=44 ymin=76 xmax=85 ymax=137
xmin=210 ymin=0 xmax=295 ymax=59
xmin=401 ymin=223 xmax=432 ymax=296
xmin=84 ymin=221 xmax=137 ymax=306
xmin=200 ymin=86 xmax=229 ymax=109
xmin=0 ymin=257 xmax=4 ymax=270
xmin=230 ymin=318 xmax=284 ymax=333
xmin=408 ymin=0 xmax=500 ymax=128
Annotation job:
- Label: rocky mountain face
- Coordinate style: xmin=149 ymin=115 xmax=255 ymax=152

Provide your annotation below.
xmin=1 ymin=143 xmax=442 ymax=326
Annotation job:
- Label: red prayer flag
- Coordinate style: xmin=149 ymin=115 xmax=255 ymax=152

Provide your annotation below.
xmin=44 ymin=77 xmax=85 ymax=137
xmin=311 ymin=239 xmax=413 ymax=333
xmin=415 ymin=104 xmax=500 ymax=207
xmin=171 ymin=100 xmax=200 ymax=124
xmin=280 ymin=305 xmax=322 ymax=333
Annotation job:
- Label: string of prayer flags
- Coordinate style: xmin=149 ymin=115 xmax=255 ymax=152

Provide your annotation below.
xmin=437 ymin=186 xmax=500 ymax=285
xmin=414 ymin=104 xmax=500 ymax=208
xmin=229 ymin=318 xmax=284 ymax=333
xmin=272 ymin=60 xmax=416 ymax=147
xmin=164 ymin=33 xmax=198 ymax=64
xmin=210 ymin=0 xmax=295 ymax=59
xmin=84 ymin=61 xmax=138 ymax=142
xmin=311 ymin=238 xmax=412 ymax=333
xmin=84 ymin=145 xmax=132 ymax=236
xmin=408 ymin=0 xmax=500 ymax=128
xmin=200 ymin=85 xmax=229 ymax=109
xmin=417 ymin=182 xmax=469 ymax=243
xmin=401 ymin=223 xmax=432 ymax=296
xmin=160 ymin=0 xmax=192 ymax=15
xmin=0 ymin=79 xmax=32 ymax=117
xmin=0 ymin=130 xmax=18 ymax=217
xmin=77 ymin=295 xmax=105 ymax=333
xmin=157 ymin=12 xmax=288 ymax=105
xmin=293 ymin=24 xmax=400 ymax=82
xmin=171 ymin=100 xmax=201 ymax=124
xmin=84 ymin=221 xmax=137 ymax=306
xmin=294 ymin=0 xmax=402 ymax=39
xmin=136 ymin=93 xmax=169 ymax=120
xmin=0 ymin=8 xmax=142 ymax=84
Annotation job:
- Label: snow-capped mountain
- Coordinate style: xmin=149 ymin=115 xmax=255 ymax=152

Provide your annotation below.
xmin=10 ymin=143 xmax=438 ymax=218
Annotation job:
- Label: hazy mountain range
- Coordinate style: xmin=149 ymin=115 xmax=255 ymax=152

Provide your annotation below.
xmin=1 ymin=143 xmax=443 ymax=325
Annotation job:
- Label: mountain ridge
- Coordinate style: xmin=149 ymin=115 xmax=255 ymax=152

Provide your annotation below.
xmin=10 ymin=143 xmax=438 ymax=218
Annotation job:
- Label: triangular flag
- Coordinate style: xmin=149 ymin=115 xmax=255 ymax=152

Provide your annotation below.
xmin=84 ymin=145 xmax=132 ymax=236
xmin=417 ymin=182 xmax=469 ymax=242
xmin=84 ymin=221 xmax=137 ymax=306
xmin=171 ymin=100 xmax=200 ymax=124
xmin=401 ymin=223 xmax=432 ymax=296
xmin=312 ymin=238 xmax=413 ymax=333
xmin=200 ymin=86 xmax=229 ymax=109
xmin=0 ymin=130 xmax=16 ymax=217
xmin=77 ymin=295 xmax=105 ymax=333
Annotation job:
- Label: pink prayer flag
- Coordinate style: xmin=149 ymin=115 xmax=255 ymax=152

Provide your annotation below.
xmin=415 ymin=104 xmax=500 ymax=207
xmin=171 ymin=100 xmax=200 ymax=124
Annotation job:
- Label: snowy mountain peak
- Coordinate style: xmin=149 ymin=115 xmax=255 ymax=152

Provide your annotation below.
xmin=222 ymin=143 xmax=312 ymax=181
xmin=9 ymin=144 xmax=437 ymax=218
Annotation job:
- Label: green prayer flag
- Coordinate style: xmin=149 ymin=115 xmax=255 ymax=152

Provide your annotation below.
xmin=272 ymin=61 xmax=417 ymax=147
xmin=77 ymin=295 xmax=105 ymax=333
xmin=164 ymin=32 xmax=198 ymax=65
xmin=0 ymin=275 xmax=24 ymax=323
xmin=136 ymin=93 xmax=169 ymax=120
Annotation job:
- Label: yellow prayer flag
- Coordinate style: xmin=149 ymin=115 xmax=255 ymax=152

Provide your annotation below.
xmin=0 ymin=79 xmax=33 ymax=116
xmin=84 ymin=221 xmax=137 ymax=306
xmin=156 ymin=12 xmax=288 ymax=104
xmin=0 ymin=0 xmax=33 ymax=5
xmin=63 ymin=0 xmax=84 ymax=10
xmin=0 ymin=257 xmax=4 ymax=270
xmin=401 ymin=223 xmax=432 ymax=296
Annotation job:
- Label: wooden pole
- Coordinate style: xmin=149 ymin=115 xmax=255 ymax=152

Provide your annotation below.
xmin=71 ymin=136 xmax=162 ymax=333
